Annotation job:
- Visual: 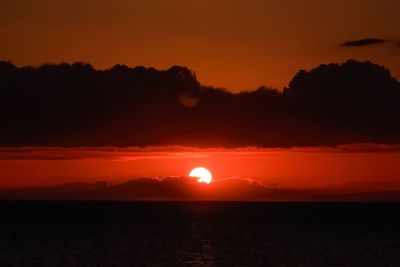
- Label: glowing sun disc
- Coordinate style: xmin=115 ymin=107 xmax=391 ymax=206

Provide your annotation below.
xmin=189 ymin=167 xmax=213 ymax=184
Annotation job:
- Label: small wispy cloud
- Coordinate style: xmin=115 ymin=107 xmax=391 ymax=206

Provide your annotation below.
xmin=340 ymin=38 xmax=387 ymax=47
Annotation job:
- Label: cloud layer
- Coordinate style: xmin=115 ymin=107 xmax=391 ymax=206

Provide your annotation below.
xmin=2 ymin=144 xmax=400 ymax=160
xmin=1 ymin=60 xmax=400 ymax=147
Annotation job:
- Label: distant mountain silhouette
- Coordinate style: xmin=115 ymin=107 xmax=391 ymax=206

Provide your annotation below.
xmin=1 ymin=60 xmax=399 ymax=147
xmin=0 ymin=177 xmax=399 ymax=201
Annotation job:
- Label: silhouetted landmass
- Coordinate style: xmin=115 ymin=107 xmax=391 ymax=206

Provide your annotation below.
xmin=1 ymin=60 xmax=400 ymax=147
xmin=341 ymin=38 xmax=387 ymax=47
xmin=0 ymin=177 xmax=399 ymax=201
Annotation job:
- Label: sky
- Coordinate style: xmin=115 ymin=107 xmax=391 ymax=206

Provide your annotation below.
xmin=1 ymin=0 xmax=400 ymax=91
xmin=1 ymin=49 xmax=400 ymax=198
xmin=1 ymin=146 xmax=400 ymax=195
xmin=1 ymin=1 xmax=400 ymax=200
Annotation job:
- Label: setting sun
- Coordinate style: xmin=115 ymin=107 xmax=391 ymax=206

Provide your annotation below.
xmin=189 ymin=167 xmax=213 ymax=184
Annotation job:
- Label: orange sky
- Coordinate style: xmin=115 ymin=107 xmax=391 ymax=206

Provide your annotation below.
xmin=1 ymin=146 xmax=400 ymax=192
xmin=1 ymin=1 xmax=400 ymax=197
xmin=1 ymin=0 xmax=399 ymax=91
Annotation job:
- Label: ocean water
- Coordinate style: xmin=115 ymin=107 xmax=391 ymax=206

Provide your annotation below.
xmin=0 ymin=202 xmax=399 ymax=267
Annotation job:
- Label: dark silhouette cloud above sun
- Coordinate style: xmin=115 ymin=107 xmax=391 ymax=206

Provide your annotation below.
xmin=1 ymin=60 xmax=400 ymax=147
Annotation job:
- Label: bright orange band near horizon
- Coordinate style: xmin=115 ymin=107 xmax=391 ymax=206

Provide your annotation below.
xmin=1 ymin=145 xmax=400 ymax=195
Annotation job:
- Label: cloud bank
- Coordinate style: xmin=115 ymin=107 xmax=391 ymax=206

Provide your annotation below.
xmin=1 ymin=60 xmax=400 ymax=147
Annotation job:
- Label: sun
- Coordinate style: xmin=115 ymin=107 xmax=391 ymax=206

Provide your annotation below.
xmin=189 ymin=167 xmax=213 ymax=184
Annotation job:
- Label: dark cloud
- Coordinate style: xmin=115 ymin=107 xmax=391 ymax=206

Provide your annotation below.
xmin=340 ymin=38 xmax=387 ymax=47
xmin=0 ymin=177 xmax=399 ymax=201
xmin=0 ymin=60 xmax=400 ymax=147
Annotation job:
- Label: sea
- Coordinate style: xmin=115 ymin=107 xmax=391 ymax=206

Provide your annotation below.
xmin=0 ymin=202 xmax=399 ymax=266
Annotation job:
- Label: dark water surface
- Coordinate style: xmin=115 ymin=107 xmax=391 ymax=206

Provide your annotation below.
xmin=0 ymin=202 xmax=399 ymax=266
